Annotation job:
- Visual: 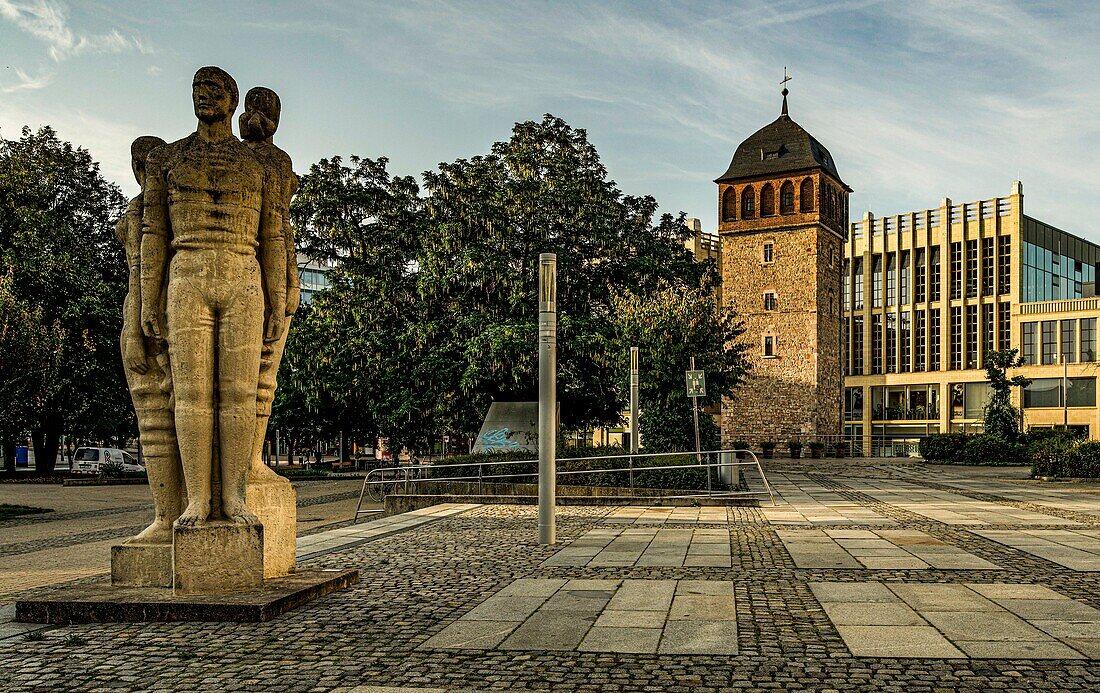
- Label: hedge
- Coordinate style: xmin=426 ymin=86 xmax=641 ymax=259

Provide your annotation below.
xmin=918 ymin=433 xmax=1024 ymax=466
xmin=917 ymin=433 xmax=969 ymax=463
xmin=1031 ymin=439 xmax=1100 ymax=478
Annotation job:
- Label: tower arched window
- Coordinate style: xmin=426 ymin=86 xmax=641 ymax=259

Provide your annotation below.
xmin=800 ymin=178 xmax=815 ymax=212
xmin=721 ymin=187 xmax=737 ymax=222
xmin=760 ymin=183 xmax=775 ymax=216
xmin=780 ymin=181 xmax=795 ymax=214
xmin=741 ymin=186 xmax=755 ymax=218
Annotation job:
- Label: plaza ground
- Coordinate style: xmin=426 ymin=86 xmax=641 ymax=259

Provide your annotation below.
xmin=0 ymin=460 xmax=1098 ymax=691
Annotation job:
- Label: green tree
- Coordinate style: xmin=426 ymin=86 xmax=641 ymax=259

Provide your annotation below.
xmin=0 ymin=126 xmax=130 ymax=474
xmin=612 ymin=281 xmax=748 ymax=452
xmin=0 ymin=271 xmax=64 ymax=472
xmin=983 ymin=348 xmax=1030 ymax=441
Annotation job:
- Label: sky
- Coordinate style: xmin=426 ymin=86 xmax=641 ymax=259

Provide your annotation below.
xmin=2 ymin=0 xmax=1099 ymax=238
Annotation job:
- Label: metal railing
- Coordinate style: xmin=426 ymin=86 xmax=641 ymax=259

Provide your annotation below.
xmin=354 ymin=449 xmax=776 ymax=519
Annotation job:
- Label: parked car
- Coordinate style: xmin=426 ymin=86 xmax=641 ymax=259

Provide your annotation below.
xmin=71 ymin=447 xmax=143 ymax=475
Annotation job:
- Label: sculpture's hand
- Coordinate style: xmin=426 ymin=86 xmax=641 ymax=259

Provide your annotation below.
xmin=122 ymin=332 xmax=149 ymax=374
xmin=141 ymin=303 xmax=163 ymax=341
xmin=285 ymin=285 xmax=300 ymax=317
xmin=264 ymin=310 xmax=284 ymax=343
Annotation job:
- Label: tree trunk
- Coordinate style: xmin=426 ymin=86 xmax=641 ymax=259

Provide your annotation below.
xmin=1 ymin=439 xmax=15 ymax=474
xmin=31 ymin=419 xmax=62 ymax=476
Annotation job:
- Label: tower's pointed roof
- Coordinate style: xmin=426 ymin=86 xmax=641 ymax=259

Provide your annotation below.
xmin=715 ymin=92 xmax=849 ymax=189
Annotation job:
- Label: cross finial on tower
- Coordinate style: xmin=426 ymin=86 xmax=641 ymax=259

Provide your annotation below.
xmin=780 ymin=67 xmax=792 ymax=116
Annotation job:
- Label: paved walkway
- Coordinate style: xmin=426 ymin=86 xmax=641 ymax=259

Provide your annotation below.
xmin=0 ymin=458 xmax=1098 ymax=691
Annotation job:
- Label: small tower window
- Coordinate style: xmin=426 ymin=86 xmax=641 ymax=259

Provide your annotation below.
xmin=763 ymin=335 xmax=776 ymax=358
xmin=800 ymin=178 xmax=815 ymax=212
xmin=721 ymin=187 xmax=736 ymax=222
xmin=760 ymin=183 xmax=775 ymax=216
xmin=741 ymin=186 xmax=755 ymax=218
xmin=764 ymin=292 xmax=777 ymax=311
xmin=763 ymin=241 xmax=774 ymax=263
xmin=780 ymin=181 xmax=795 ymax=214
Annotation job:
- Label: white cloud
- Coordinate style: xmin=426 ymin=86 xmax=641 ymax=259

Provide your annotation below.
xmin=0 ymin=0 xmax=151 ymax=62
xmin=1 ymin=65 xmax=54 ymax=92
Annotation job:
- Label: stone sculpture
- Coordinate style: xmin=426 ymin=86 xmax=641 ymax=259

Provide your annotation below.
xmin=113 ymin=66 xmax=297 ymax=592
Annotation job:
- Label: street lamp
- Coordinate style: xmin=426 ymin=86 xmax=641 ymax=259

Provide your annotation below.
xmin=538 ymin=253 xmax=557 ymax=545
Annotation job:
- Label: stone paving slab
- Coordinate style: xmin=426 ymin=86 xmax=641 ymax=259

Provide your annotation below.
xmin=973 ymin=528 xmax=1100 ymax=570
xmin=602 ymin=506 xmax=729 ymax=524
xmin=812 ymin=581 xmax=1097 ymax=658
xmin=779 ymin=528 xmax=1000 ymax=570
xmin=762 ymin=473 xmax=896 ymax=525
xmin=424 ymin=577 xmax=737 ymax=655
xmin=297 ymin=503 xmax=480 ymax=559
xmin=542 ymin=527 xmax=732 ymax=568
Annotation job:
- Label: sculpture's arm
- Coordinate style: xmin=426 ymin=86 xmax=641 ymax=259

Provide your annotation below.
xmin=120 ymin=203 xmax=148 ymax=373
xmin=140 ymin=156 xmax=170 ymax=340
xmin=283 ymin=172 xmax=300 ymax=317
xmin=260 ymin=173 xmax=287 ymax=342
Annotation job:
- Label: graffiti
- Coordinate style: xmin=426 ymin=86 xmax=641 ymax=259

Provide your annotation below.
xmin=480 ymin=427 xmax=519 ymax=450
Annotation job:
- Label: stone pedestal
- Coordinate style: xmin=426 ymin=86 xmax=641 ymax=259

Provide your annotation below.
xmin=111 ymin=544 xmax=173 ymax=588
xmin=246 ymin=467 xmax=297 ymax=578
xmin=172 ymin=522 xmax=264 ymax=595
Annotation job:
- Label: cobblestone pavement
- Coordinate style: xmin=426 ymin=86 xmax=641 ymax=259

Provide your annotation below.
xmin=0 ymin=459 xmax=1098 ymax=691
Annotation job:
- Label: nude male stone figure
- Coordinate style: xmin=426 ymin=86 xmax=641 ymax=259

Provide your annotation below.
xmin=239 ymin=86 xmax=300 ymax=477
xmin=117 ymin=134 xmax=182 ymax=545
xmin=140 ymin=66 xmax=287 ymax=526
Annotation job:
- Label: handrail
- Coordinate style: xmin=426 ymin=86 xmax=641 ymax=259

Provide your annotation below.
xmin=353 ymin=449 xmax=776 ymax=518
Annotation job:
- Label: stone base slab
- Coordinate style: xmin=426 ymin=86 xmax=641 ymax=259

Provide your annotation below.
xmin=246 ymin=469 xmax=297 ymax=578
xmin=111 ymin=543 xmax=173 ymax=588
xmin=173 ymin=521 xmax=264 ymax=594
xmin=14 ymin=569 xmax=359 ymax=624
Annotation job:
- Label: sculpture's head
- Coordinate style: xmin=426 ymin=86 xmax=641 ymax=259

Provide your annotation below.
xmin=239 ymin=86 xmax=281 ymax=143
xmin=192 ymin=66 xmax=238 ymax=124
xmin=130 ymin=135 xmax=167 ymax=189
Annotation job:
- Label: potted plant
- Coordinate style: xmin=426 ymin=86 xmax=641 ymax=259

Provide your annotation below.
xmin=786 ymin=440 xmax=802 ymax=459
xmin=808 ymin=441 xmax=825 ymax=459
xmin=760 ymin=441 xmax=776 ymax=459
xmin=732 ymin=440 xmax=750 ymax=459
xmin=835 ymin=441 xmax=850 ymax=459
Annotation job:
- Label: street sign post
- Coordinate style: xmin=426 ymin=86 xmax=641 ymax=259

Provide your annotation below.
xmin=687 ymin=358 xmax=709 ymax=493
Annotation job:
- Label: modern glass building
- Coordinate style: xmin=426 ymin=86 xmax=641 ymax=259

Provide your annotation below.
xmin=842 ymin=182 xmax=1100 ymax=455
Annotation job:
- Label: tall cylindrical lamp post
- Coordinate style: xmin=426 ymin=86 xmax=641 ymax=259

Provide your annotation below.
xmin=538 ymin=253 xmax=557 ymax=545
xmin=629 ymin=347 xmax=639 ymax=454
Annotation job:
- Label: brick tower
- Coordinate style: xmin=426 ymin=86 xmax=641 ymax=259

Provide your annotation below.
xmin=717 ymin=87 xmax=850 ymax=440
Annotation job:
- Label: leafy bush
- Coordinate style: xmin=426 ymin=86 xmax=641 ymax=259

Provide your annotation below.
xmin=959 ymin=435 xmax=1026 ymax=466
xmin=98 ymin=460 xmax=125 ymax=478
xmin=918 ymin=433 xmax=969 ymax=463
xmin=1029 ymin=436 xmax=1100 ymax=478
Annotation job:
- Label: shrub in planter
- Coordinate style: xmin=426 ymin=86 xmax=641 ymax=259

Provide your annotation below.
xmin=960 ymin=435 xmax=1025 ymax=467
xmin=807 ymin=441 xmax=825 ymax=459
xmin=760 ymin=441 xmax=776 ymax=459
xmin=834 ymin=441 xmax=850 ymax=459
xmin=786 ymin=440 xmax=802 ymax=458
xmin=731 ymin=440 xmax=750 ymax=459
xmin=918 ymin=433 xmax=969 ymax=463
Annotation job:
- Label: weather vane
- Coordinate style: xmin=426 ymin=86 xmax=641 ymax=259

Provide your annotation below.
xmin=780 ymin=67 xmax=791 ymax=115
xmin=781 ymin=67 xmax=792 ymax=89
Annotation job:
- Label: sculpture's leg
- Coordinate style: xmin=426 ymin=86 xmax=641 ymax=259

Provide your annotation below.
xmin=218 ymin=257 xmax=265 ymax=524
xmin=124 ymin=350 xmax=183 ymax=544
xmin=167 ymin=262 xmax=216 ymax=526
xmin=251 ymin=321 xmax=290 ymax=476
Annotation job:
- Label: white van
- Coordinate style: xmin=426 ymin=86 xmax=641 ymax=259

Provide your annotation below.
xmin=72 ymin=447 xmax=143 ymax=475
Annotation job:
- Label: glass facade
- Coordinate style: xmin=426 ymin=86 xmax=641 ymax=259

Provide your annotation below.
xmin=1021 ymin=217 xmax=1099 ymax=302
xmin=1024 ymin=377 xmax=1097 ymax=408
xmin=1083 ymin=318 xmax=1097 ymax=362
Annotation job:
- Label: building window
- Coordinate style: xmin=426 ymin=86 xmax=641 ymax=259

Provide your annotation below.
xmin=872 ymin=314 xmax=883 ymax=374
xmin=914 ymin=310 xmax=926 ymax=372
xmin=1022 ymin=322 xmax=1038 ymax=365
xmin=741 ymin=186 xmax=755 ymax=218
xmin=872 ymin=254 xmax=883 ymax=308
xmin=914 ymin=248 xmax=926 ymax=303
xmin=950 ymin=306 xmax=962 ymax=370
xmin=998 ymin=302 xmax=1011 ymax=350
xmin=1041 ymin=320 xmax=1057 ymax=365
xmin=844 ymin=387 xmax=863 ymax=421
xmin=1024 ymin=378 xmax=1097 ymax=408
xmin=721 ymin=187 xmax=736 ymax=221
xmin=950 ymin=242 xmax=963 ymax=300
xmin=1082 ymin=317 xmax=1096 ymax=362
xmin=799 ymin=178 xmax=814 ymax=212
xmin=982 ymin=303 xmax=994 ymax=366
xmin=998 ymin=236 xmax=1010 ymax=295
xmin=760 ymin=183 xmax=775 ymax=216
xmin=886 ymin=313 xmax=897 ymax=373
xmin=929 ymin=309 xmax=941 ymax=371
xmin=966 ymin=239 xmax=978 ymax=299
xmin=981 ymin=237 xmax=994 ymax=296
xmin=900 ymin=311 xmax=911 ymax=373
xmin=852 ymin=316 xmax=864 ymax=375
xmin=763 ymin=335 xmax=776 ymax=357
xmin=900 ymin=250 xmax=910 ymax=305
xmin=965 ymin=304 xmax=978 ymax=369
xmin=764 ymin=292 xmax=777 ymax=311
xmin=763 ymin=241 xmax=774 ymax=263
xmin=844 ymin=260 xmax=851 ymax=311
xmin=930 ymin=247 xmax=942 ymax=302
xmin=886 ymin=252 xmax=897 ymax=307
xmin=1059 ymin=319 xmax=1077 ymax=365
xmin=853 ymin=258 xmax=864 ymax=310
xmin=780 ymin=181 xmax=794 ymax=214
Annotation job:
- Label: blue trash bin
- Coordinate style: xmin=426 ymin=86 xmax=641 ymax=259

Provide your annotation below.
xmin=15 ymin=446 xmax=29 ymax=467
